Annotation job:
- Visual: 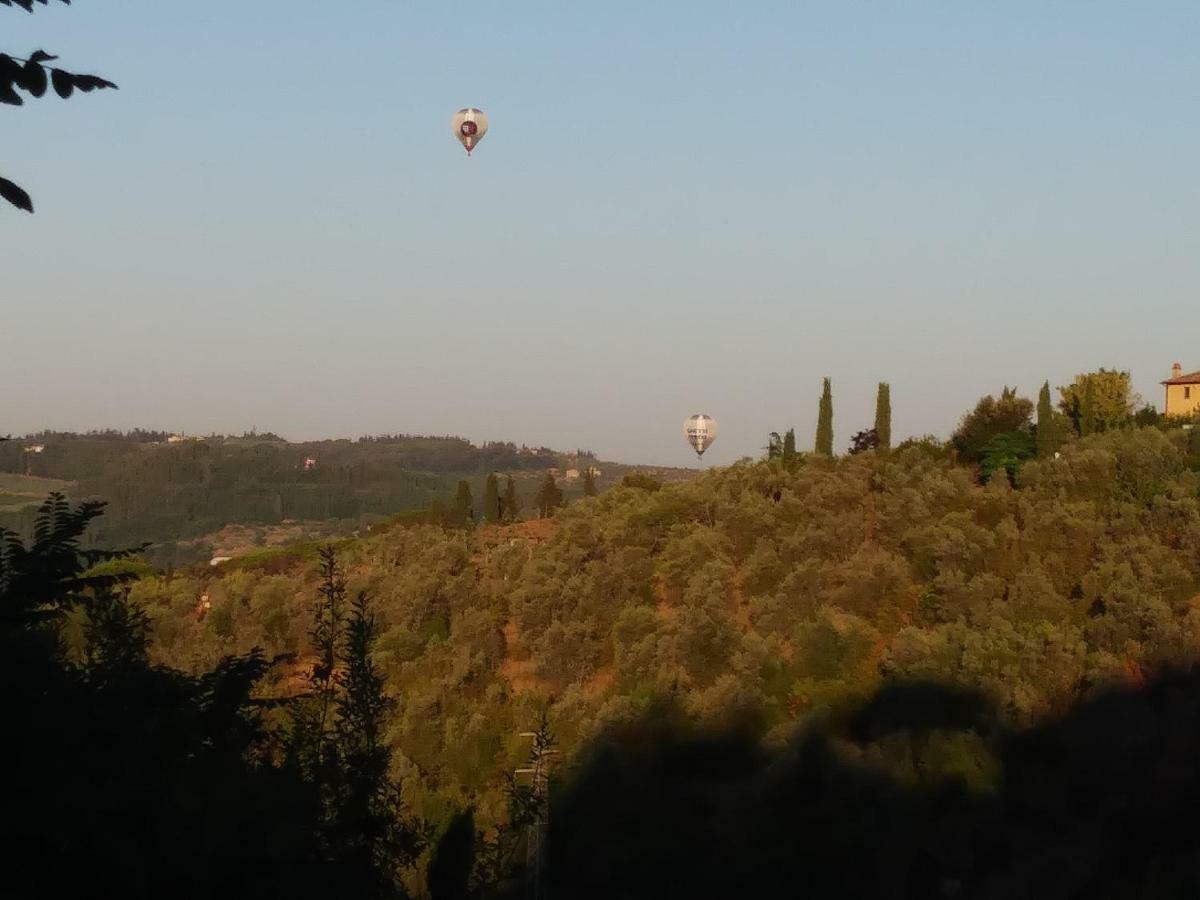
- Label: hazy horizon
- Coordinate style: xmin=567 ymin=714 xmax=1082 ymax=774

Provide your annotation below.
xmin=3 ymin=2 xmax=1197 ymax=467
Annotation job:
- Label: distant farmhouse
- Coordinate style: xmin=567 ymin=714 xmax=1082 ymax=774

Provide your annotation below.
xmin=1163 ymin=363 xmax=1200 ymax=418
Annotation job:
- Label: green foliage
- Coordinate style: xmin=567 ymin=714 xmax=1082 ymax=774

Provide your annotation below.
xmin=979 ymin=430 xmax=1036 ymax=484
xmin=453 ymin=480 xmax=474 ymax=527
xmin=0 ymin=432 xmax=622 ymax=564
xmin=782 ymin=428 xmax=797 ymax=465
xmin=874 ymin=382 xmax=891 ymax=452
xmin=1036 ymin=380 xmax=1069 ymax=458
xmin=815 ymin=377 xmax=834 ymax=456
xmin=290 ymin=548 xmax=424 ymax=894
xmin=848 ymin=428 xmax=879 ymax=455
xmin=502 ymin=475 xmax=521 ymax=521
xmin=535 ymin=473 xmax=563 ymax=518
xmin=894 ymin=434 xmax=947 ymax=460
xmin=1058 ymin=369 xmax=1136 ymax=436
xmin=1134 ymin=404 xmax=1162 ymax=429
xmin=57 ymin=424 xmax=1200 ymax=893
xmin=950 ymin=387 xmax=1033 ymax=464
xmin=3 ymin=496 xmax=423 ymax=897
xmin=483 ymin=473 xmax=501 ymax=522
xmin=583 ymin=467 xmax=598 ymax=497
xmin=621 ymin=472 xmax=662 ymax=492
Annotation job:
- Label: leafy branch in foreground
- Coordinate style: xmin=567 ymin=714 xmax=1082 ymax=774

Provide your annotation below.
xmin=2 ymin=0 xmax=118 ymax=211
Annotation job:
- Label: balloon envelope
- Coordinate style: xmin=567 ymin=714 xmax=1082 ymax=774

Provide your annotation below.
xmin=683 ymin=414 xmax=718 ymax=458
xmin=452 ymin=108 xmax=488 ymax=155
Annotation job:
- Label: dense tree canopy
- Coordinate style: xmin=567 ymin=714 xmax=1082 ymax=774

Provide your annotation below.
xmin=11 ymin=414 xmax=1200 ymax=895
xmin=1058 ymin=369 xmax=1137 ymax=436
xmin=118 ymin=422 xmax=1200 ymax=840
xmin=950 ymin=386 xmax=1033 ymax=464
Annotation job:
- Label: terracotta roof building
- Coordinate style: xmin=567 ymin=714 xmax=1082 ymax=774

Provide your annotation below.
xmin=1162 ymin=363 xmax=1200 ymax=418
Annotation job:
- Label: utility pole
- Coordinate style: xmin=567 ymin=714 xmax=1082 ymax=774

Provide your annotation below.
xmin=515 ymin=721 xmax=557 ymax=900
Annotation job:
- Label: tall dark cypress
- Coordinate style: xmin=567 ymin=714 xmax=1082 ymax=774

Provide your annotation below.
xmin=782 ymin=428 xmax=797 ymax=464
xmin=815 ymin=377 xmax=834 ymax=455
xmin=875 ymin=382 xmax=891 ymax=452
xmin=453 ymin=480 xmax=473 ymax=526
xmin=583 ymin=467 xmax=598 ymax=497
xmin=1036 ymin=381 xmax=1057 ymax=457
xmin=502 ymin=475 xmax=520 ymax=521
xmin=483 ymin=473 xmax=501 ymax=522
xmin=536 ymin=473 xmax=562 ymax=518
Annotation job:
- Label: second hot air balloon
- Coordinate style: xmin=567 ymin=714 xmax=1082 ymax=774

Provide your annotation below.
xmin=684 ymin=414 xmax=718 ymax=459
xmin=452 ymin=108 xmax=488 ymax=156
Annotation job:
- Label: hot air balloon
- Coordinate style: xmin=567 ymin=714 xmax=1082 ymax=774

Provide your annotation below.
xmin=452 ymin=108 xmax=488 ymax=156
xmin=683 ymin=414 xmax=717 ymax=459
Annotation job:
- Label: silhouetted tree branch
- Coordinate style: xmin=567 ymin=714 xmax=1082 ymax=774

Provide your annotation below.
xmin=2 ymin=1 xmax=118 ymax=212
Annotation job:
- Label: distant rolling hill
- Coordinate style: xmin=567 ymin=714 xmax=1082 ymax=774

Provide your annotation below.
xmin=0 ymin=472 xmax=75 ymax=511
xmin=0 ymin=431 xmax=695 ymax=566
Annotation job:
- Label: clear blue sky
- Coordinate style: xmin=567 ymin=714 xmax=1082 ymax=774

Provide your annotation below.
xmin=2 ymin=2 xmax=1198 ymax=466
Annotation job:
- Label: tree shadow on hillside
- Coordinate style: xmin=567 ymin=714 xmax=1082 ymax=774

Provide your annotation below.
xmin=545 ymin=673 xmax=1200 ymax=899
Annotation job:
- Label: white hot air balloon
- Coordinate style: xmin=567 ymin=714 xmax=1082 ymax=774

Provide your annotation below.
xmin=452 ymin=108 xmax=488 ymax=156
xmin=683 ymin=414 xmax=718 ymax=459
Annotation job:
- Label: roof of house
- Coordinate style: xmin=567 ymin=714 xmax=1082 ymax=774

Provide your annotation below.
xmin=1163 ymin=370 xmax=1200 ymax=385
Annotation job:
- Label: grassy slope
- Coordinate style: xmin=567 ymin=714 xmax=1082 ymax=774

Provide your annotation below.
xmin=0 ymin=473 xmax=75 ymax=509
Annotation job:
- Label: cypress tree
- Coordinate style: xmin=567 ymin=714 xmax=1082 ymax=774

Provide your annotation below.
xmin=536 ymin=473 xmax=562 ymax=518
xmin=583 ymin=467 xmax=598 ymax=497
xmin=875 ymin=382 xmax=891 ymax=452
xmin=815 ymin=377 xmax=834 ymax=455
xmin=453 ymin=480 xmax=473 ymax=526
xmin=502 ymin=476 xmax=520 ymax=522
xmin=483 ymin=473 xmax=501 ymax=522
xmin=1036 ymin=381 xmax=1057 ymax=457
xmin=782 ymin=428 xmax=797 ymax=464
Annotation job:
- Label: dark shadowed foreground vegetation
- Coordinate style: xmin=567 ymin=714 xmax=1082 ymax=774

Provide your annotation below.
xmin=8 ymin=417 xmax=1200 ymax=897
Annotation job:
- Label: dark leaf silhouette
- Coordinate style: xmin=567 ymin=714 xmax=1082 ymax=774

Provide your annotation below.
xmin=50 ymin=66 xmax=72 ymax=98
xmin=3 ymin=4 xmax=113 ymax=212
xmin=0 ymin=1 xmax=73 ymax=11
xmin=21 ymin=59 xmax=47 ymax=96
xmin=70 ymin=72 xmax=117 ymax=92
xmin=0 ymin=175 xmax=32 ymax=212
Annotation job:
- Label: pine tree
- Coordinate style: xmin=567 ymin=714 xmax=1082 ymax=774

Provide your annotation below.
xmin=483 ymin=473 xmax=501 ymax=522
xmin=333 ymin=592 xmax=423 ymax=892
xmin=782 ymin=428 xmax=797 ymax=465
xmin=875 ymin=382 xmax=891 ymax=452
xmin=815 ymin=377 xmax=834 ymax=455
xmin=502 ymin=476 xmax=520 ymax=522
xmin=311 ymin=546 xmax=347 ymax=744
xmin=583 ymin=467 xmax=598 ymax=497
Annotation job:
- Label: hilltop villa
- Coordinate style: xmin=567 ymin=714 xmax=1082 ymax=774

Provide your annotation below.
xmin=1163 ymin=363 xmax=1200 ymax=418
